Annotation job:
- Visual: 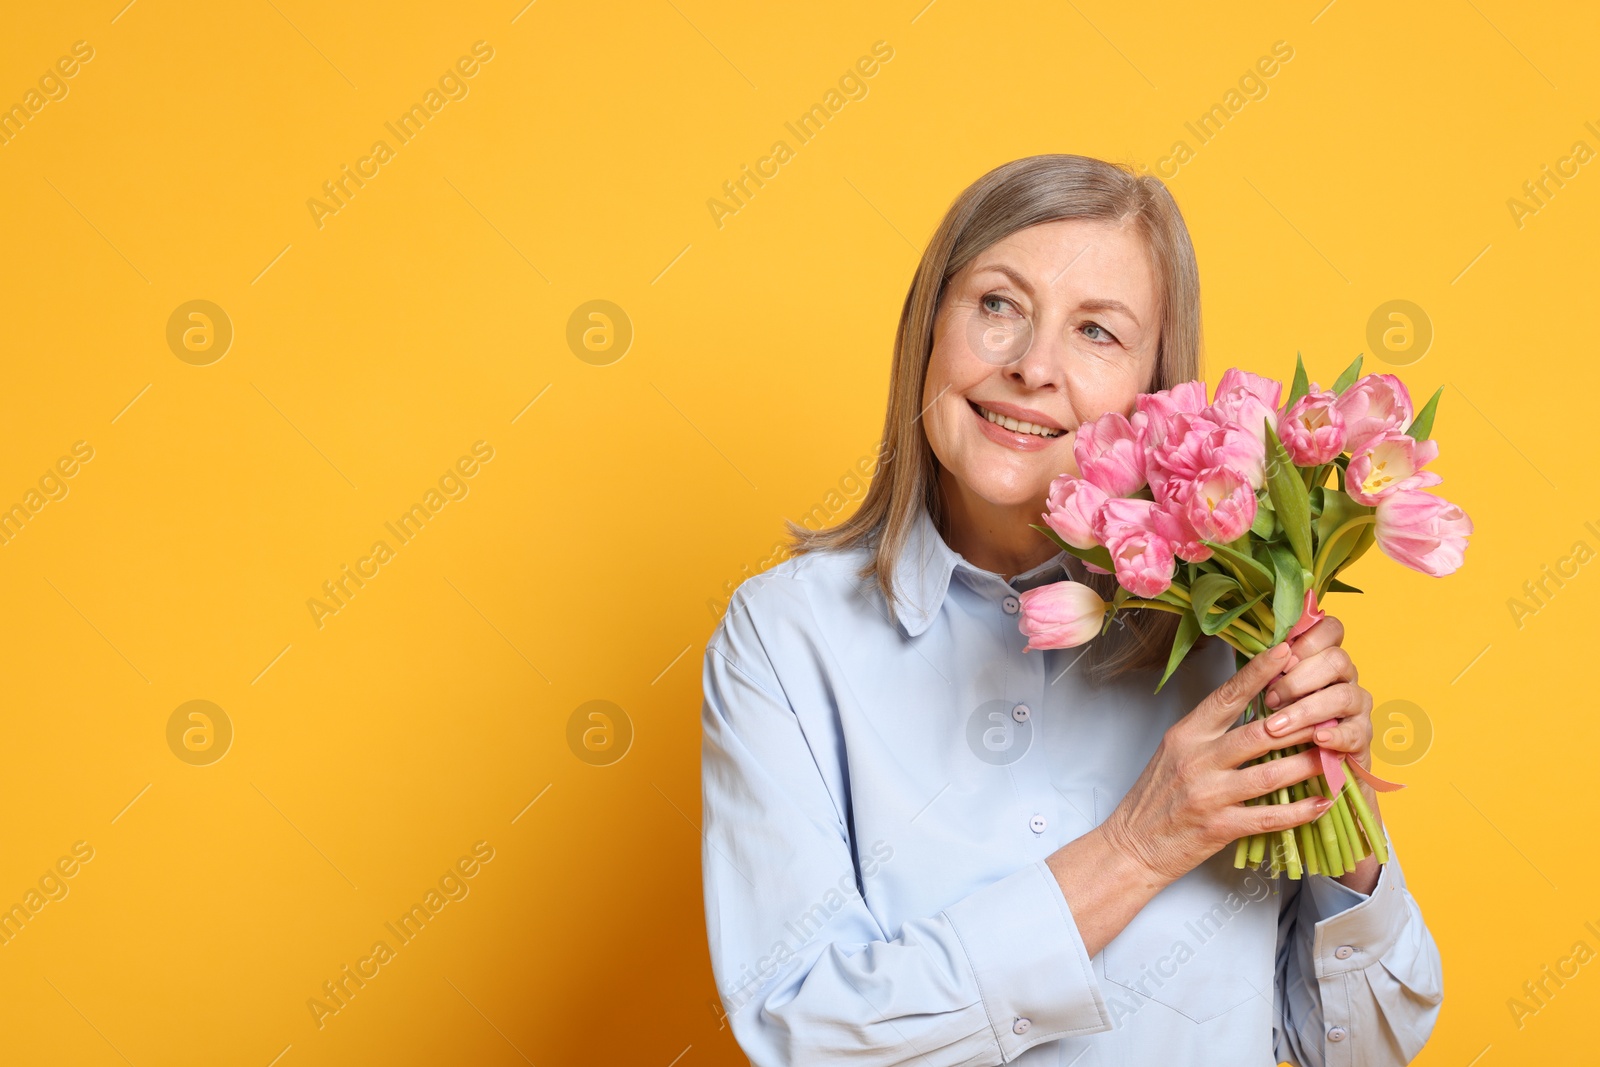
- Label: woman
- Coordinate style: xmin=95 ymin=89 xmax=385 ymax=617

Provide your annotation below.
xmin=699 ymin=154 xmax=1442 ymax=1066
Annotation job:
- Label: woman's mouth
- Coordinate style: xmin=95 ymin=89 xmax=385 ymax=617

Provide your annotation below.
xmin=967 ymin=399 xmax=1068 ymax=453
xmin=969 ymin=400 xmax=1065 ymax=437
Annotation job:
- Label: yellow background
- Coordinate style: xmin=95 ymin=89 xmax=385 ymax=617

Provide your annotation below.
xmin=0 ymin=0 xmax=1594 ymax=1063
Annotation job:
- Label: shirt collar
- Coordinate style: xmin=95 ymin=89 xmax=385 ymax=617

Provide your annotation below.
xmin=892 ymin=505 xmax=1079 ymax=638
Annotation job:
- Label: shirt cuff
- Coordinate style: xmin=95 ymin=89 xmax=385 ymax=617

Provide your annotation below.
xmin=942 ymin=858 xmax=1112 ymax=1059
xmin=1304 ymin=823 xmax=1411 ymax=978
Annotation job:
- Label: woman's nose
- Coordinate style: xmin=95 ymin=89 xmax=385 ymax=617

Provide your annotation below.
xmin=1004 ymin=316 xmax=1069 ymax=390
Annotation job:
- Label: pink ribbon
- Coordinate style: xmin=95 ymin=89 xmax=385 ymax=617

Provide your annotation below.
xmin=1286 ymin=588 xmax=1406 ymax=796
xmin=1312 ymin=723 xmax=1407 ymax=794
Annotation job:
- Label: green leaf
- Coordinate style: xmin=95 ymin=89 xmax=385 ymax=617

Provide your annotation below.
xmin=1154 ymin=609 xmax=1202 ymax=694
xmin=1331 ymin=353 xmax=1364 ymax=394
xmin=1213 ymin=591 xmax=1270 ymax=636
xmin=1192 ymin=571 xmax=1269 ymax=636
xmin=1203 ymin=536 xmax=1275 ymax=595
xmin=1190 ymin=573 xmax=1239 ymax=633
xmin=1346 ymin=519 xmax=1378 ymax=569
xmin=1150 ymin=587 xmax=1190 ymax=610
xmin=1406 ymin=385 xmax=1443 ymax=442
xmin=1311 ymin=488 xmax=1376 ymax=588
xmin=1313 ymin=488 xmax=1371 ymax=556
xmin=1249 ymin=495 xmax=1276 ymax=538
xmin=1266 ymin=542 xmax=1305 ymax=645
xmin=1029 ymin=523 xmax=1114 ymax=574
xmin=1326 ymin=576 xmax=1364 ymax=593
xmin=1286 ymin=352 xmax=1311 ymax=411
xmin=1262 ymin=418 xmax=1314 ymax=572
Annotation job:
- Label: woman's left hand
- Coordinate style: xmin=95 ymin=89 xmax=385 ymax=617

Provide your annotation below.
xmin=1259 ymin=613 xmax=1374 ymax=774
xmin=1257 ymin=612 xmax=1384 ymax=889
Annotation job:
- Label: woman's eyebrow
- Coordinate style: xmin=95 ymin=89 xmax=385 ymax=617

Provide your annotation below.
xmin=1078 ymin=297 xmax=1140 ymax=326
xmin=971 ymin=262 xmax=1035 ymax=296
xmin=971 ymin=263 xmax=1141 ymax=326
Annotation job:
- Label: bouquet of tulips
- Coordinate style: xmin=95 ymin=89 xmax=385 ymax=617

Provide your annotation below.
xmin=1017 ymin=354 xmax=1472 ymax=879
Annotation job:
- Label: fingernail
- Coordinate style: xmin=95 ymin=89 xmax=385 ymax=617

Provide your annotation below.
xmin=1313 ymin=796 xmax=1331 ymax=810
xmin=1265 ymin=691 xmax=1281 ymax=708
xmin=1267 ymin=713 xmax=1289 ymax=732
xmin=1315 ymin=728 xmax=1333 ymax=743
xmin=1273 ymin=643 xmax=1290 ymax=658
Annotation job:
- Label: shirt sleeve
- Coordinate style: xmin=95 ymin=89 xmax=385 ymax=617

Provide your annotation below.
xmin=1272 ymin=823 xmax=1444 ymax=1066
xmin=700 ymin=605 xmax=1114 ymax=1066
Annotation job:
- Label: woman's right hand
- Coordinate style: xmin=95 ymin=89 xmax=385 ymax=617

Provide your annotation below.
xmin=1097 ymin=640 xmax=1332 ymax=888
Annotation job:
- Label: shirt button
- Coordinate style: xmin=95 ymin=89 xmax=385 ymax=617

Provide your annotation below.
xmin=1334 ymin=945 xmax=1354 ymax=959
xmin=1327 ymin=1026 xmax=1347 ymax=1042
xmin=1012 ymin=704 xmax=1031 ymax=722
xmin=1029 ymin=814 xmax=1047 ymax=834
xmin=1002 ymin=595 xmax=1020 ymax=615
xmin=1013 ymin=1017 xmax=1031 ymax=1034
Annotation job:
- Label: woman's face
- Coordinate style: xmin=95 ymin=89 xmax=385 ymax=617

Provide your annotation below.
xmin=921 ymin=217 xmax=1164 ymax=513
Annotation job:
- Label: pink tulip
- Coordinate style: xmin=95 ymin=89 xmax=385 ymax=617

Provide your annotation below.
xmin=1154 ymin=499 xmax=1214 ymax=563
xmin=1175 ymin=465 xmax=1258 ymax=543
xmin=1043 ymin=475 xmax=1109 ymax=549
xmin=1073 ymin=411 xmax=1146 ymax=497
xmin=1018 ymin=580 xmax=1108 ymax=651
xmin=1105 ymin=527 xmax=1177 ymax=598
xmin=1346 ymin=431 xmax=1442 ymax=506
xmin=1374 ymin=488 xmax=1472 ymax=576
xmin=1092 ymin=496 xmax=1164 ymax=546
xmin=1090 ymin=497 xmax=1177 ymax=596
xmin=1206 ymin=368 xmax=1283 ymax=449
xmin=1278 ymin=385 xmax=1347 ymax=466
xmin=1132 ymin=379 xmax=1209 ymax=455
xmin=1335 ymin=373 xmax=1413 ymax=455
xmin=1199 ymin=423 xmax=1267 ymax=491
xmin=1146 ymin=410 xmax=1222 ymax=503
xmin=1150 ymin=411 xmax=1219 ymax=479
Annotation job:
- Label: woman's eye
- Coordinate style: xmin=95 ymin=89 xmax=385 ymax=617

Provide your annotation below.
xmin=1082 ymin=321 xmax=1117 ymax=344
xmin=981 ymin=293 xmax=1020 ymax=317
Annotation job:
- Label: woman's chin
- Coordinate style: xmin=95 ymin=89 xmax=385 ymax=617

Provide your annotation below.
xmin=963 ymin=473 xmax=1057 ymax=511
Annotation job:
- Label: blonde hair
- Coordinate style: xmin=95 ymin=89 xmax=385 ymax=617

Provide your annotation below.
xmin=785 ymin=153 xmax=1205 ymax=684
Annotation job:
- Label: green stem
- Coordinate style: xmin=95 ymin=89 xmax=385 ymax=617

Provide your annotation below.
xmin=1125 ymin=599 xmax=1268 ymax=655
xmin=1262 ymin=747 xmax=1302 ymax=878
xmin=1342 ymin=769 xmax=1389 ymax=864
xmin=1302 ymin=762 xmax=1344 ymax=877
xmin=1215 ymin=611 xmax=1269 ymax=645
xmin=1332 ymin=788 xmax=1361 ymax=865
xmin=1290 ymin=780 xmax=1319 ymax=876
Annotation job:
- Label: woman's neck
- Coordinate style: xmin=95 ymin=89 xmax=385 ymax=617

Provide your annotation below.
xmin=935 ymin=467 xmax=1061 ymax=581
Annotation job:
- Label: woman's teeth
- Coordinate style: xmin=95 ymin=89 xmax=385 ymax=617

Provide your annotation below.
xmin=975 ymin=402 xmax=1063 ymax=438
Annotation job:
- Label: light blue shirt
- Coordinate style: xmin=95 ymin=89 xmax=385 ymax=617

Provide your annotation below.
xmin=700 ymin=504 xmax=1443 ymax=1066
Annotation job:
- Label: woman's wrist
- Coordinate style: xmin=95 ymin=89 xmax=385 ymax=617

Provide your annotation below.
xmin=1045 ymin=825 xmax=1172 ymax=959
